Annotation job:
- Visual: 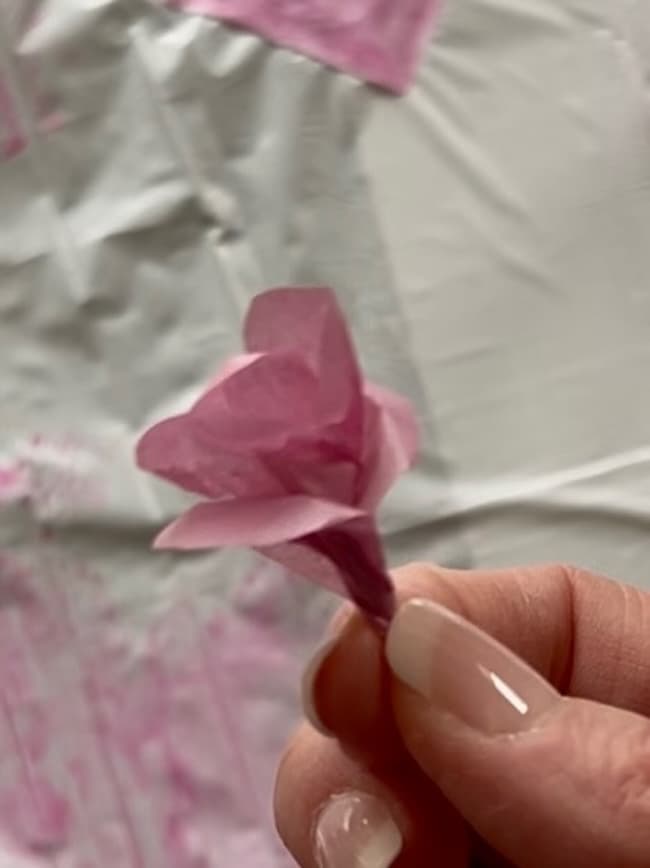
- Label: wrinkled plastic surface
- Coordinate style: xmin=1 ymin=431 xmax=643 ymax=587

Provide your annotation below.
xmin=2 ymin=0 xmax=650 ymax=865
xmin=360 ymin=0 xmax=650 ymax=582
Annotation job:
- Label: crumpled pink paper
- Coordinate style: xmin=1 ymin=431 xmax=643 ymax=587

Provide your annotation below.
xmin=136 ymin=287 xmax=418 ymax=624
xmin=170 ymin=0 xmax=441 ymax=93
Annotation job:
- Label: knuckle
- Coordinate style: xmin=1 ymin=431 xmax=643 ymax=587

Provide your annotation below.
xmin=546 ymin=561 xmax=582 ymax=588
xmin=392 ymin=562 xmax=457 ymax=605
xmin=604 ymin=723 xmax=650 ymax=822
xmin=392 ymin=561 xmax=438 ymax=586
xmin=563 ymin=702 xmax=650 ymax=833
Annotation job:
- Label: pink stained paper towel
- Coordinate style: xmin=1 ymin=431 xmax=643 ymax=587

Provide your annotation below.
xmin=169 ymin=0 xmax=441 ymax=92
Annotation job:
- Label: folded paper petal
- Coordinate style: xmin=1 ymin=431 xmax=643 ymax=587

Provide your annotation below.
xmin=204 ymin=352 xmax=263 ymax=390
xmin=192 ymin=352 xmax=321 ymax=451
xmin=244 ymin=288 xmax=353 ymax=372
xmin=360 ymin=384 xmax=420 ymax=508
xmin=261 ymin=447 xmax=359 ymax=504
xmin=136 ymin=414 xmax=221 ymax=499
xmin=136 ymin=414 xmax=283 ymax=499
xmin=306 ymin=516 xmax=395 ymax=624
xmin=258 ymin=540 xmax=348 ymax=597
xmin=365 ymin=383 xmax=420 ymax=469
xmin=154 ymin=495 xmax=363 ymax=549
xmin=245 ymin=288 xmax=364 ymax=436
xmin=259 ymin=516 xmax=395 ymax=624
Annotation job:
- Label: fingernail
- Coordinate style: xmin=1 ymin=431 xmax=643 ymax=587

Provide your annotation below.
xmin=386 ymin=599 xmax=560 ymax=735
xmin=301 ymin=638 xmax=338 ymax=737
xmin=314 ymin=792 xmax=402 ymax=868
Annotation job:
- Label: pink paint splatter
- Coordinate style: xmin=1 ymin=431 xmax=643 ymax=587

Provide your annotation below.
xmin=0 ymin=778 xmax=69 ymax=853
xmin=0 ymin=12 xmax=64 ymax=160
xmin=0 ymin=392 xmax=330 ymax=854
xmin=0 ymin=465 xmax=27 ymax=502
xmin=0 ymin=78 xmax=25 ymax=157
xmin=0 ymin=425 xmax=305 ymax=866
xmin=0 ymin=546 xmax=300 ymax=864
xmin=0 ymin=435 xmax=106 ymax=519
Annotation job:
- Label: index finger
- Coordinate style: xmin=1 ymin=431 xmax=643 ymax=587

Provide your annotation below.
xmin=307 ymin=562 xmax=650 ymax=752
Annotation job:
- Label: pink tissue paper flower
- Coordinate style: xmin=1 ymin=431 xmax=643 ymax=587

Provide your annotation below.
xmin=136 ymin=287 xmax=418 ymax=625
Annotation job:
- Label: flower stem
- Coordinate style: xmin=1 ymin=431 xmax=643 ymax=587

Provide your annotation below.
xmin=308 ymin=529 xmax=396 ymax=630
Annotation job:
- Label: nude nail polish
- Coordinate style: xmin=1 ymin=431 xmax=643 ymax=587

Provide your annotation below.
xmin=314 ymin=792 xmax=402 ymax=868
xmin=386 ymin=598 xmax=560 ymax=735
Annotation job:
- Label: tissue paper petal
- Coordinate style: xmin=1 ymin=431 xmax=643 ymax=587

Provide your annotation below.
xmin=204 ymin=352 xmax=264 ymax=390
xmin=259 ymin=516 xmax=394 ymax=622
xmin=360 ymin=384 xmax=420 ymax=507
xmin=259 ymin=540 xmax=348 ymax=595
xmin=244 ymin=287 xmax=363 ymax=431
xmin=193 ymin=352 xmax=321 ymax=449
xmin=136 ymin=414 xmax=283 ymax=499
xmin=154 ymin=495 xmax=363 ymax=549
xmin=366 ymin=383 xmax=420 ymax=469
xmin=305 ymin=516 xmax=395 ymax=622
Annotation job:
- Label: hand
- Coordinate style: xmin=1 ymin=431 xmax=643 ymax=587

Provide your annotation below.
xmin=274 ymin=563 xmax=650 ymax=867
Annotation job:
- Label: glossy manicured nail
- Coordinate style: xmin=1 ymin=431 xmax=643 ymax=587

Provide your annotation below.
xmin=314 ymin=792 xmax=402 ymax=868
xmin=386 ymin=598 xmax=560 ymax=734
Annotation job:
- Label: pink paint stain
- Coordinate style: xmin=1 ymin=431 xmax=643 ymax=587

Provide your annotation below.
xmin=0 ymin=466 xmax=27 ymax=502
xmin=0 ymin=77 xmax=25 ymax=157
xmin=0 ymin=435 xmax=106 ymax=519
xmin=0 ymin=11 xmax=65 ymax=160
xmin=0 ymin=489 xmax=299 ymax=865
xmin=0 ymin=779 xmax=70 ymax=852
xmin=85 ymin=603 xmax=292 ymax=866
xmin=169 ymin=0 xmax=441 ymax=92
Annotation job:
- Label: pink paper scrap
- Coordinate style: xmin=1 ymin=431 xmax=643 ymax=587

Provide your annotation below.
xmin=169 ymin=0 xmax=441 ymax=93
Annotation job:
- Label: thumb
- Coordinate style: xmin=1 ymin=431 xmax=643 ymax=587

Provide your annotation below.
xmin=386 ymin=599 xmax=650 ymax=868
